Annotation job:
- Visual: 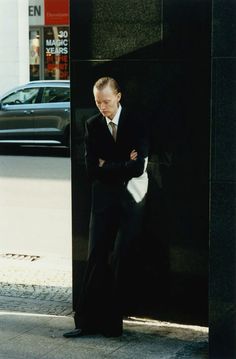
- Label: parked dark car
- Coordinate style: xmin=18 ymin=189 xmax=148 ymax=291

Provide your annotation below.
xmin=0 ymin=80 xmax=70 ymax=146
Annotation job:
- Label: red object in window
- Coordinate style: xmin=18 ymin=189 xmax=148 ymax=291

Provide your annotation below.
xmin=45 ymin=0 xmax=69 ymax=25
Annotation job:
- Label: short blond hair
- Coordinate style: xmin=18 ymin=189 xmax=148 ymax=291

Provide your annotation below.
xmin=93 ymin=77 xmax=121 ymax=94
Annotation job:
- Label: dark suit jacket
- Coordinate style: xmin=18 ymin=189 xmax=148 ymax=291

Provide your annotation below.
xmin=84 ymin=107 xmax=149 ymax=185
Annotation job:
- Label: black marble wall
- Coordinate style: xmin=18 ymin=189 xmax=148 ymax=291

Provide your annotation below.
xmin=70 ymin=0 xmax=210 ymax=325
xmin=209 ymin=0 xmax=236 ymax=358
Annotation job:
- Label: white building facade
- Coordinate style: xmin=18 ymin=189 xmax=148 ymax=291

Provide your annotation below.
xmin=0 ymin=0 xmax=69 ymax=95
xmin=0 ymin=0 xmax=29 ymax=95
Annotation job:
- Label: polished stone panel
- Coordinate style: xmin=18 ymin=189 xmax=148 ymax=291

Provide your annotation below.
xmin=211 ymin=58 xmax=236 ymax=182
xmin=209 ymin=0 xmax=236 ymax=356
xmin=209 ymin=181 xmax=236 ymax=358
xmin=70 ymin=0 xmax=210 ymax=325
xmin=90 ymin=0 xmax=162 ymax=60
xmin=163 ymin=0 xmax=211 ymax=59
xmin=212 ymin=0 xmax=236 ymax=57
xmin=70 ymin=57 xmax=209 ymax=323
xmin=70 ymin=0 xmax=162 ymax=60
xmin=210 ymin=182 xmax=235 ymax=301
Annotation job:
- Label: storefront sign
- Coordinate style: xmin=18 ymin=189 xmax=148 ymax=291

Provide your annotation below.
xmin=29 ymin=0 xmax=44 ymax=26
xmin=29 ymin=0 xmax=70 ymax=80
xmin=45 ymin=0 xmax=69 ymax=25
xmin=29 ymin=0 xmax=69 ymax=26
xmin=44 ymin=27 xmax=69 ymax=80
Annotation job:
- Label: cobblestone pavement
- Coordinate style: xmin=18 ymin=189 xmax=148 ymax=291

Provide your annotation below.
xmin=0 ymin=253 xmax=72 ymax=315
xmin=0 ymin=295 xmax=72 ymax=316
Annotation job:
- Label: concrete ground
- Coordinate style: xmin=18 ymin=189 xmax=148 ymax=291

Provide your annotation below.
xmin=0 ymin=254 xmax=208 ymax=359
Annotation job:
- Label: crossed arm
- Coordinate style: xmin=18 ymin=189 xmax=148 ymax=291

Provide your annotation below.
xmin=85 ymin=119 xmax=148 ymax=182
xmin=86 ymin=145 xmax=144 ymax=181
xmin=98 ymin=149 xmax=137 ymax=167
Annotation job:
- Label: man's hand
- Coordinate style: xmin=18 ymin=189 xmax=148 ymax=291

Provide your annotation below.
xmin=99 ymin=158 xmax=105 ymax=167
xmin=99 ymin=150 xmax=137 ymax=168
xmin=130 ymin=149 xmax=138 ymax=161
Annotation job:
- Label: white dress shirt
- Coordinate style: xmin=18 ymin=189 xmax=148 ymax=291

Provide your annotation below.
xmin=105 ymin=104 xmax=122 ymax=133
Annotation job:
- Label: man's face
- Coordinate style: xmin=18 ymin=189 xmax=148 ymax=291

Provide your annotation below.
xmin=93 ymin=85 xmax=121 ymax=120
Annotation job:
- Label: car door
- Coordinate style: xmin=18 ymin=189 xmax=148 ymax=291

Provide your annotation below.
xmin=33 ymin=86 xmax=70 ymax=145
xmin=0 ymin=87 xmax=40 ymax=143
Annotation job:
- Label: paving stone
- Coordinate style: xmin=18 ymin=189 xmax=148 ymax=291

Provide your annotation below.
xmin=0 ymin=254 xmax=72 ymax=316
xmin=0 ymin=296 xmax=72 ymax=316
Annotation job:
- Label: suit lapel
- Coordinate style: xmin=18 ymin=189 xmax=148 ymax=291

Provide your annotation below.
xmin=98 ymin=114 xmax=114 ymax=143
xmin=116 ymin=108 xmax=127 ymax=144
xmin=97 ymin=108 xmax=127 ymax=145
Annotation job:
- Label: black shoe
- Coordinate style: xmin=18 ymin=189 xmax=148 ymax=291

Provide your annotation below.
xmin=63 ymin=328 xmax=84 ymax=338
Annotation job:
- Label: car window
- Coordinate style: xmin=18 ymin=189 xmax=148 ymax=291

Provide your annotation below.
xmin=41 ymin=87 xmax=70 ymax=103
xmin=2 ymin=88 xmax=40 ymax=105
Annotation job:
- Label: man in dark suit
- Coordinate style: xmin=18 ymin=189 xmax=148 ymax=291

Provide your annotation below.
xmin=64 ymin=77 xmax=149 ymax=338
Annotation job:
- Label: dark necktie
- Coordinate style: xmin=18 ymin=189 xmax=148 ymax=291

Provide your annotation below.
xmin=109 ymin=122 xmax=117 ymax=141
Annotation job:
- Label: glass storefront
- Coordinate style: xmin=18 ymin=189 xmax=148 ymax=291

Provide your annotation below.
xmin=29 ymin=26 xmax=70 ymax=81
xmin=29 ymin=0 xmax=69 ymax=81
xmin=44 ymin=26 xmax=69 ymax=80
xmin=29 ymin=29 xmax=41 ymax=80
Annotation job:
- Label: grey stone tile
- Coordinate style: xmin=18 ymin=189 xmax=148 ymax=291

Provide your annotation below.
xmin=0 ymin=312 xmax=208 ymax=359
xmin=109 ymin=350 xmax=172 ymax=359
xmin=0 ymin=315 xmax=68 ymax=359
xmin=174 ymin=341 xmax=208 ymax=359
xmin=0 ymin=336 xmax=53 ymax=359
xmin=60 ymin=334 xmax=127 ymax=354
xmin=109 ymin=339 xmax=183 ymax=359
xmin=0 ymin=313 xmax=52 ymax=343
xmin=0 ymin=335 xmax=60 ymax=359
xmin=124 ymin=323 xmax=207 ymax=342
xmin=111 ymin=323 xmax=208 ymax=359
xmin=40 ymin=346 xmax=110 ymax=359
xmin=46 ymin=315 xmax=73 ymax=329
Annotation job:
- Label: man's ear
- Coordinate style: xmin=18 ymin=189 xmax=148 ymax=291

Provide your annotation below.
xmin=117 ymin=92 xmax=122 ymax=102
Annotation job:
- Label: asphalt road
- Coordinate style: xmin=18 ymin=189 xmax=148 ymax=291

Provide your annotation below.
xmin=0 ymin=151 xmax=72 ymax=259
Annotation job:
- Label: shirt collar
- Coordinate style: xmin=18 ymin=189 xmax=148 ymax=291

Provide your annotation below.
xmin=105 ymin=104 xmax=122 ymax=127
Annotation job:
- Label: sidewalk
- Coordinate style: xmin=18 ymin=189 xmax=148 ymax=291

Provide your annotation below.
xmin=0 ymin=254 xmax=208 ymax=359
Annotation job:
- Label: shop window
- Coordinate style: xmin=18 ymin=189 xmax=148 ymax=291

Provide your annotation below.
xmin=44 ymin=27 xmax=70 ymax=80
xmin=29 ymin=29 xmax=41 ymax=81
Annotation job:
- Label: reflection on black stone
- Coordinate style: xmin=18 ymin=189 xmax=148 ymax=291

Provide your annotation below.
xmin=70 ymin=0 xmax=210 ymax=326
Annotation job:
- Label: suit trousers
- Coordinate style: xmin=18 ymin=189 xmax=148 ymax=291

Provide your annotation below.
xmin=74 ymin=181 xmax=146 ymax=334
